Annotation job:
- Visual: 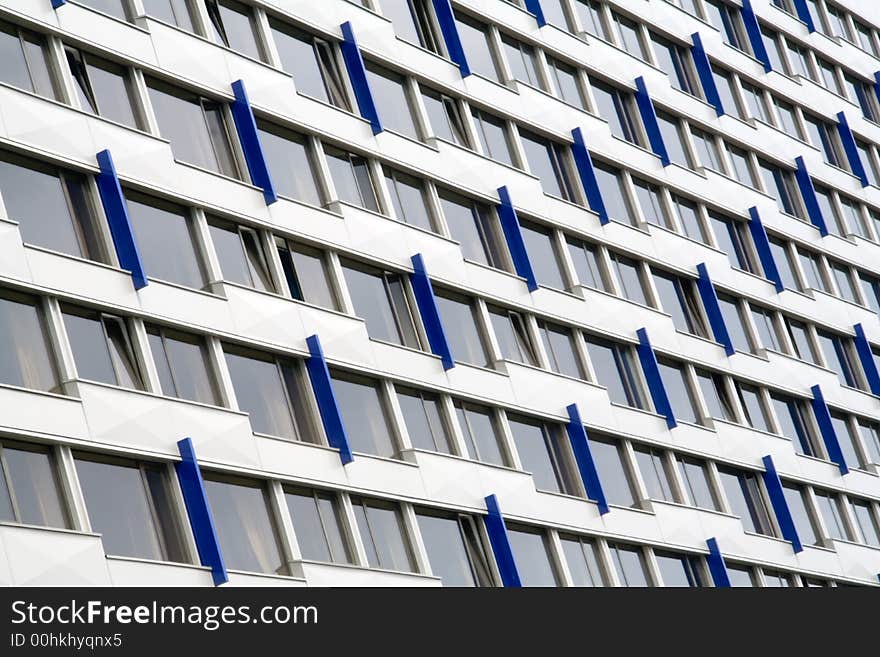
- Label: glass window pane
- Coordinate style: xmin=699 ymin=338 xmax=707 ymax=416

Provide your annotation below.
xmin=585 ymin=336 xmax=644 ymax=409
xmin=593 ymin=162 xmax=635 ymax=225
xmin=455 ymin=402 xmax=505 ymax=466
xmin=202 ymin=475 xmax=284 ymax=575
xmin=520 ymin=221 xmax=565 ymax=289
xmin=341 ymin=261 xmax=418 ymax=348
xmin=286 ymin=488 xmax=351 ymax=563
xmin=0 ymin=291 xmax=58 ymax=393
xmin=209 ymin=221 xmax=272 ymax=292
xmin=207 ymin=0 xmax=262 ymax=60
xmin=539 ymin=321 xmax=583 ymax=379
xmin=439 ymin=188 xmax=506 ymax=268
xmin=384 ymin=168 xmax=433 ymax=231
xmin=508 ymin=416 xmax=572 ymax=494
xmin=489 ymin=307 xmax=537 ymax=366
xmin=434 ymin=292 xmax=491 ymax=367
xmin=257 ymin=122 xmax=322 ymax=206
xmin=658 ymin=360 xmax=699 ymax=424
xmin=396 ymin=387 xmax=451 ymax=454
xmin=352 ymin=497 xmax=414 ymax=572
xmin=655 ymin=551 xmax=701 ymax=587
xmin=677 ymin=455 xmax=718 ymax=510
xmin=277 ymin=241 xmax=336 ymax=310
xmin=611 ymin=253 xmax=647 ymax=305
xmin=331 ymin=372 xmax=396 ymax=458
xmin=507 ymin=525 xmax=558 ymax=586
xmin=3 ymin=443 xmax=67 ymax=527
xmin=588 ymin=436 xmax=635 ymax=506
xmin=634 ymin=446 xmax=674 ymax=502
xmin=416 ymin=512 xmax=485 ymax=586
xmin=609 ymin=543 xmax=650 ymax=586
xmin=147 ymin=327 xmax=217 ymax=405
xmin=560 ymin=536 xmax=604 ymax=587
xmin=454 ymin=12 xmax=501 ymax=81
xmin=62 ymin=306 xmax=116 ymax=385
xmin=325 ymin=147 xmax=379 ymax=212
xmin=420 ymin=86 xmax=468 ymax=146
xmin=471 ymin=109 xmax=514 ymax=167
xmin=567 ymin=239 xmax=606 ymax=290
xmin=737 ymin=383 xmax=771 ymax=432
xmin=364 ymin=61 xmax=418 ymax=138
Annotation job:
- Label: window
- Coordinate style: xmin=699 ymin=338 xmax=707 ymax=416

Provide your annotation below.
xmin=695 ymin=368 xmax=735 ymax=422
xmin=0 ymin=151 xmax=104 ymax=262
xmin=785 ymin=317 xmax=819 ymax=364
xmin=74 ymin=453 xmax=186 ymax=562
xmin=632 ymin=177 xmax=668 ymax=228
xmin=773 ymin=98 xmax=800 ymax=137
xmin=771 ymin=393 xmax=818 ymax=457
xmin=717 ymin=467 xmax=775 ymax=536
xmin=709 ymin=211 xmax=756 ymax=273
xmin=224 ymin=346 xmax=314 ymax=441
xmin=608 ymin=542 xmax=651 ymax=586
xmin=704 ymin=0 xmax=749 ymax=52
xmin=269 ymin=20 xmax=350 ymax=110
xmin=0 ymin=19 xmax=58 ymax=99
xmin=758 ymin=160 xmax=803 ymax=218
xmin=520 ymin=221 xmax=566 ymax=289
xmin=575 ymin=0 xmax=605 ymax=38
xmin=676 ymin=455 xmax=719 ymax=510
xmin=716 ymin=295 xmax=750 ymax=353
xmin=816 ymin=57 xmax=841 ymax=95
xmin=434 ymin=290 xmax=491 ymax=368
xmin=352 ymin=497 xmax=414 ymax=572
xmin=285 ymin=487 xmax=351 ymax=563
xmin=760 ymin=27 xmax=785 ymax=72
xmin=726 ymin=564 xmax=756 ymax=587
xmin=803 ymin=114 xmax=846 ymax=169
xmin=850 ymin=499 xmax=880 ymax=547
xmin=454 ymin=400 xmax=506 ymax=466
xmin=471 ymin=108 xmax=515 ymax=167
xmin=816 ymin=330 xmax=860 ymax=388
xmin=854 ymin=20 xmax=879 ymax=56
xmin=256 ymin=122 xmax=323 ymax=206
xmin=64 ymin=48 xmax=139 ymax=129
xmin=364 ymin=61 xmax=419 ymax=139
xmin=146 ymin=78 xmax=239 ymax=178
xmin=815 ymin=490 xmax=850 ymax=541
xmin=381 ymin=0 xmax=441 ymax=53
xmin=143 ymin=0 xmax=196 ymax=30
xmin=382 ymin=167 xmax=433 ymax=231
xmin=519 ymin=130 xmax=577 ymax=201
xmin=767 ymin=237 xmax=799 ymax=289
xmin=416 ymin=510 xmax=492 ymax=586
xmin=712 ymin=67 xmax=742 ymax=119
xmin=341 ymin=260 xmax=420 ymax=349
xmin=74 ymin=0 xmax=131 ymax=21
xmin=202 ymin=473 xmax=285 ymax=575
xmin=585 ymin=335 xmax=646 ymax=409
xmin=276 ymin=239 xmax=337 ymax=310
xmin=725 ymin=144 xmax=756 ymax=187
xmin=147 ymin=325 xmax=218 ymax=405
xmin=324 ymin=146 xmax=379 ymax=211
xmin=844 ymin=74 xmax=880 ymax=123
xmin=506 ymin=524 xmax=558 ymax=586
xmin=539 ymin=0 xmax=569 ymax=28
xmin=860 ymin=272 xmax=880 ymax=314
xmin=657 ymin=358 xmax=700 ymax=424
xmin=588 ymin=436 xmax=636 ymax=507
xmin=830 ymin=262 xmax=858 ymax=303
xmin=593 ymin=161 xmax=636 ymax=225
xmin=330 ymin=371 xmax=396 ymax=458
xmin=784 ymin=39 xmax=813 ymax=80
xmin=208 ymin=219 xmax=273 ymax=292
xmin=652 ymin=270 xmax=707 ymax=338
xmin=651 ymin=34 xmax=699 ymax=96
xmin=656 ymin=112 xmax=690 ymax=167
xmin=420 ymin=85 xmax=469 ymax=147
xmin=538 ymin=320 xmax=583 ymax=379
xmin=655 ymin=551 xmax=703 ymax=587
xmin=671 ymin=194 xmax=706 ymax=243
xmin=741 ymin=83 xmax=770 ymax=123
xmin=489 ymin=306 xmax=538 ymax=366
xmin=567 ymin=238 xmax=608 ymax=291
xmin=798 ymin=247 xmax=830 ymax=293
xmin=691 ymin=128 xmax=721 ymax=171
xmin=561 ymin=535 xmax=604 ymax=587
xmin=858 ymin=418 xmax=880 ymax=465
xmin=126 ymin=192 xmax=205 ymax=289
xmin=763 ymin=570 xmax=794 ymax=587
xmin=508 ymin=415 xmax=577 ymax=495
xmin=751 ymin=305 xmax=782 ymax=352
xmin=611 ymin=12 xmax=646 ymax=60
xmin=203 ymin=0 xmax=264 ymax=61
xmin=396 ymin=387 xmax=452 ymax=454
xmin=736 ymin=381 xmax=772 ymax=433
xmin=0 ymin=440 xmax=67 ymax=528
xmin=782 ymin=482 xmax=821 ymax=545
xmin=633 ymin=445 xmax=675 ymax=502
xmin=590 ymin=77 xmax=642 ymax=146
xmin=547 ymin=57 xmax=585 ymax=109
xmin=829 ymin=412 xmax=864 ymax=470
xmin=501 ymin=34 xmax=542 ymax=88
xmin=0 ymin=289 xmax=59 ymax=393
xmin=454 ymin=12 xmax=501 ymax=81
xmin=439 ymin=187 xmax=507 ymax=269
xmin=62 ymin=305 xmax=142 ymax=389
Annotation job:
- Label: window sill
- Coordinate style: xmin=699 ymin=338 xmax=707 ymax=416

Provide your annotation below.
xmin=104 ymin=554 xmax=197 ymax=569
xmin=143 ymin=274 xmax=225 ymax=300
xmin=298 ymin=557 xmax=440 ymax=581
xmin=22 ymin=241 xmax=120 ymax=276
xmin=0 ymin=521 xmax=98 ymax=539
xmin=829 ymin=538 xmax=880 ymax=553
xmin=349 ymin=449 xmax=420 ymax=469
xmin=170 ymin=157 xmax=251 ymax=190
xmin=649 ymin=498 xmax=729 ymax=520
xmin=0 ymin=381 xmax=78 ymax=403
xmin=225 ymin=567 xmax=307 ymax=583
xmin=367 ymin=336 xmax=437 ymax=362
xmin=66 ymin=1 xmax=148 ymax=33
xmin=404 ymin=447 xmax=521 ymax=475
xmin=376 ymin=125 xmax=439 ymax=153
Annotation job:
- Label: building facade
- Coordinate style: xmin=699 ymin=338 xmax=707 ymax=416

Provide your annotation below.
xmin=0 ymin=0 xmax=878 ymax=587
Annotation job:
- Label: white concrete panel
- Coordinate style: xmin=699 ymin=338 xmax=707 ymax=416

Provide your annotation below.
xmin=0 ymin=525 xmax=111 ymax=586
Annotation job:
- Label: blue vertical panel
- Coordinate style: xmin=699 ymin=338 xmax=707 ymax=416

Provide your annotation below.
xmin=696 ymin=263 xmax=734 ymax=356
xmin=794 ymin=156 xmax=828 ymax=236
xmin=230 ymin=80 xmax=277 ymax=205
xmin=496 ymin=187 xmax=538 ymax=291
xmin=339 ymin=22 xmax=382 ymax=134
xmin=51 ymin=0 xmax=66 ymax=7
xmin=634 ymin=77 xmax=670 ymax=166
xmin=95 ymin=150 xmax=148 ymax=290
xmin=570 ymin=128 xmax=609 ymax=224
xmin=431 ymin=0 xmax=470 ymax=77
xmin=874 ymin=73 xmax=880 ymax=114
xmin=409 ymin=254 xmax=454 ymax=370
xmin=741 ymin=0 xmax=773 ymax=73
xmin=705 ymin=538 xmax=731 ymax=588
xmin=483 ymin=495 xmax=521 ymax=587
xmin=747 ymin=207 xmax=784 ymax=292
xmin=835 ymin=112 xmax=869 ymax=187
xmin=565 ymin=404 xmax=609 ymax=515
xmin=761 ymin=455 xmax=803 ymax=553
xmin=853 ymin=323 xmax=880 ymax=396
xmin=175 ymin=438 xmax=228 ymax=586
xmin=523 ymin=0 xmax=546 ymax=26
xmin=690 ymin=33 xmax=724 ymax=117
xmin=792 ymin=0 xmax=817 ymax=32
xmin=636 ymin=328 xmax=676 ymax=429
xmin=810 ymin=384 xmax=849 ymax=475
xmin=305 ymin=334 xmax=355 ymax=464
